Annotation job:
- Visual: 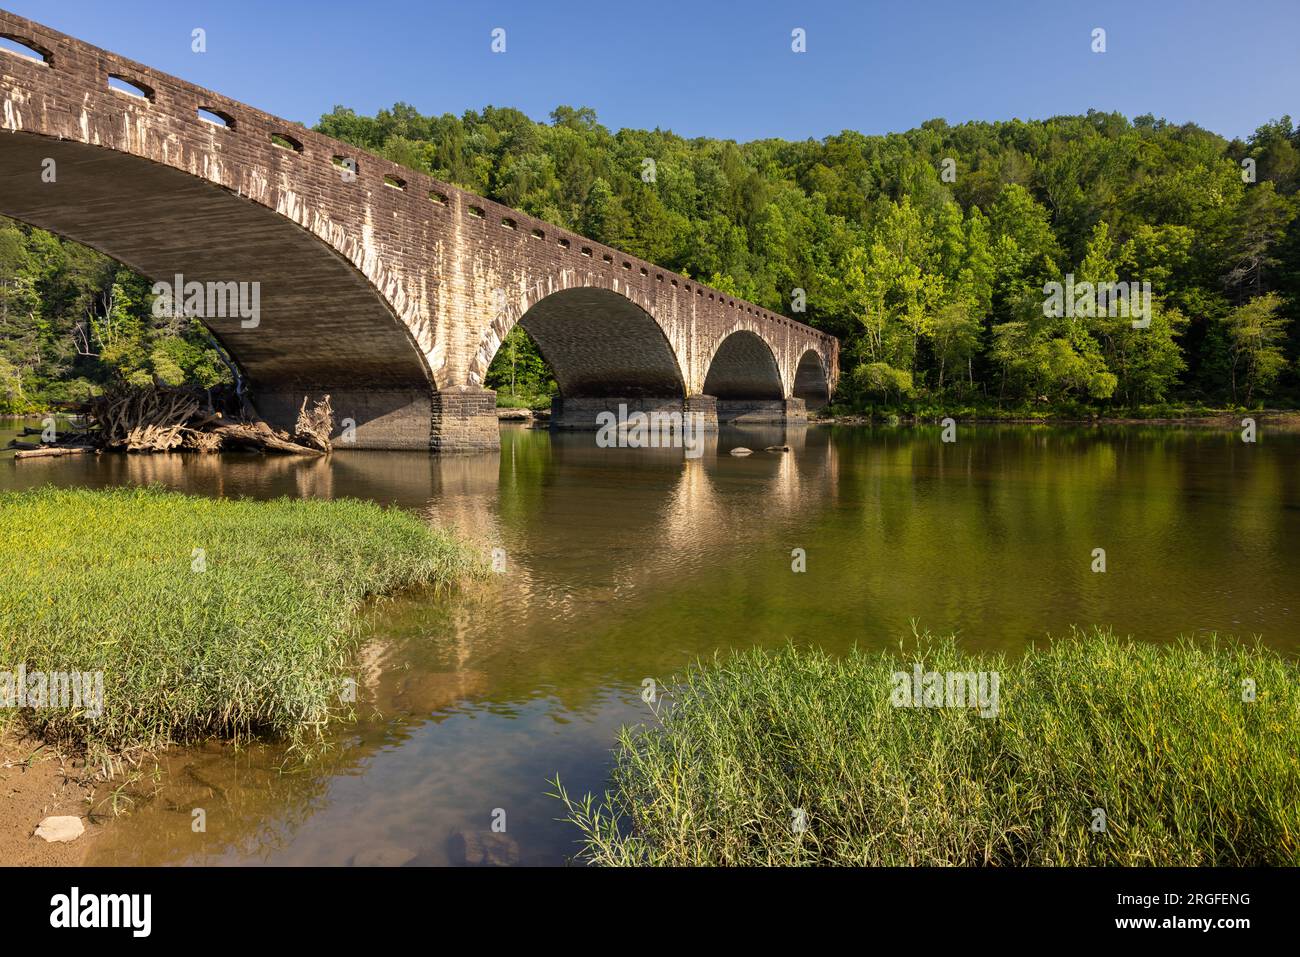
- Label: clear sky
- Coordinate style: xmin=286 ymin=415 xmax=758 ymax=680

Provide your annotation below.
xmin=7 ymin=0 xmax=1298 ymax=142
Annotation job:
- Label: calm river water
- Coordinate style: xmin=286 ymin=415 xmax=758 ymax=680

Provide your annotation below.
xmin=3 ymin=419 xmax=1298 ymax=865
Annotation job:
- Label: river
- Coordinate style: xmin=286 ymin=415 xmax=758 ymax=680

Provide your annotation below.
xmin=3 ymin=419 xmax=1297 ymax=865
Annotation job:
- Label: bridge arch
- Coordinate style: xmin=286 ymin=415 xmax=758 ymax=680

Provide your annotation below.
xmin=0 ymin=134 xmax=433 ymax=397
xmin=702 ymin=330 xmax=784 ymax=400
xmin=467 ymin=276 xmax=686 ymax=398
xmin=793 ymin=349 xmax=832 ymax=410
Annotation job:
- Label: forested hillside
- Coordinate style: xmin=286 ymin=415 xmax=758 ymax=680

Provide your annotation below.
xmin=3 ymin=106 xmax=1297 ymax=414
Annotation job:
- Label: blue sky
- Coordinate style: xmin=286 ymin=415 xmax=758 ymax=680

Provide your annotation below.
xmin=8 ymin=0 xmax=1298 ymax=142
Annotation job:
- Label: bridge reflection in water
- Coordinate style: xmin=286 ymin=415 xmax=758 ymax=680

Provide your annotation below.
xmin=66 ymin=422 xmax=839 ymax=865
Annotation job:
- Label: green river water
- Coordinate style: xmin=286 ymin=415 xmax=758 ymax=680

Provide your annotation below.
xmin=3 ymin=419 xmax=1297 ymax=865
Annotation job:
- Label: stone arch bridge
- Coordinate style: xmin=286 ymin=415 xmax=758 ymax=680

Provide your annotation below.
xmin=0 ymin=11 xmax=838 ymax=450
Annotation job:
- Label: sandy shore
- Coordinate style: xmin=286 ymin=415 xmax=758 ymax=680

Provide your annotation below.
xmin=0 ymin=730 xmax=100 ymax=865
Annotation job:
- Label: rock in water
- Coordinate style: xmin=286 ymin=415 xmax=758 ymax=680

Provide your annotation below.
xmin=34 ymin=816 xmax=84 ymax=843
xmin=730 ymin=447 xmax=753 ymax=456
xmin=765 ymin=445 xmax=790 ymax=452
xmin=448 ymin=829 xmax=521 ymax=866
xmin=350 ymin=843 xmax=417 ymax=867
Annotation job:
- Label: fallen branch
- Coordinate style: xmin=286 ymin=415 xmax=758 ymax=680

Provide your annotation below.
xmin=211 ymin=420 xmax=324 ymax=455
xmin=15 ymin=446 xmax=92 ymax=460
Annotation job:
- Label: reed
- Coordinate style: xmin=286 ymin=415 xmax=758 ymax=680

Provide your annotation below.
xmin=0 ymin=485 xmax=484 ymax=759
xmin=555 ymin=632 xmax=1300 ymax=865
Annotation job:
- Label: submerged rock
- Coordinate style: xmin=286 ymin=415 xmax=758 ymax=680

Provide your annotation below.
xmin=765 ymin=445 xmax=790 ymax=452
xmin=34 ymin=816 xmax=84 ymax=843
xmin=448 ymin=829 xmax=520 ymax=867
xmin=350 ymin=843 xmax=417 ymax=867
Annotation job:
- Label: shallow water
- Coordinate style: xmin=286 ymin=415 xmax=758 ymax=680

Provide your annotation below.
xmin=3 ymin=420 xmax=1298 ymax=865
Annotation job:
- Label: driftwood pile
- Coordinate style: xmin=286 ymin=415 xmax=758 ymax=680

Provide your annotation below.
xmin=5 ymin=387 xmax=336 ymax=459
xmin=94 ymin=388 xmax=203 ymax=452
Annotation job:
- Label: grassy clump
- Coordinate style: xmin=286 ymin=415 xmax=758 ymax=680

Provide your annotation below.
xmin=0 ymin=486 xmax=483 ymax=758
xmin=556 ymin=632 xmax=1300 ymax=865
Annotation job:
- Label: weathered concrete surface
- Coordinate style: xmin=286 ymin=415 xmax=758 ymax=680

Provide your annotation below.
xmin=0 ymin=10 xmax=838 ymax=451
xmin=256 ymin=389 xmax=433 ymax=450
xmin=717 ymin=398 xmax=808 ymax=425
xmin=550 ymin=394 xmax=722 ymax=434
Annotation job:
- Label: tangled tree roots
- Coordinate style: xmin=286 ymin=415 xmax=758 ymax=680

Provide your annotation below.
xmin=85 ymin=387 xmax=329 ymax=455
xmin=94 ymin=388 xmax=202 ymax=452
xmin=5 ymin=387 xmax=339 ymax=459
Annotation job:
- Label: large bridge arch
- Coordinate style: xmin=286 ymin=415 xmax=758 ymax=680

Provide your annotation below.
xmin=0 ymin=16 xmax=449 ymax=448
xmin=0 ymin=133 xmax=433 ymax=392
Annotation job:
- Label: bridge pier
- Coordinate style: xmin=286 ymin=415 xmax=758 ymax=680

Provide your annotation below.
xmin=548 ymin=395 xmax=808 ymax=431
xmin=685 ymin=395 xmax=719 ymax=432
xmin=256 ymin=386 xmax=501 ymax=452
xmin=430 ymin=387 xmax=500 ymax=453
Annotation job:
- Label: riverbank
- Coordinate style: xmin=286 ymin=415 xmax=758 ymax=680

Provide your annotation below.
xmin=556 ymin=631 xmax=1300 ymax=866
xmin=816 ymin=409 xmax=1300 ymax=429
xmin=0 ymin=486 xmax=485 ymax=761
xmin=2 ymin=486 xmax=485 ymax=862
xmin=0 ymin=728 xmax=98 ymax=865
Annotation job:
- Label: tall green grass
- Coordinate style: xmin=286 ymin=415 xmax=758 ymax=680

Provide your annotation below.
xmin=0 ymin=486 xmax=483 ymax=759
xmin=555 ymin=632 xmax=1300 ymax=865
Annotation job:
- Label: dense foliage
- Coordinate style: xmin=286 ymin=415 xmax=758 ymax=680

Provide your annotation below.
xmin=3 ymin=106 xmax=1297 ymax=413
xmin=0 ymin=220 xmax=232 ymax=413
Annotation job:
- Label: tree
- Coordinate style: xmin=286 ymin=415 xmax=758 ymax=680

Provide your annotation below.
xmin=931 ymin=299 xmax=981 ymax=392
xmin=1223 ymin=183 xmax=1296 ymax=302
xmin=1220 ymin=293 xmax=1289 ymax=403
xmin=0 ymin=354 xmax=24 ymax=413
xmin=854 ymin=361 xmax=913 ymax=404
xmin=485 ymin=326 xmax=556 ymax=401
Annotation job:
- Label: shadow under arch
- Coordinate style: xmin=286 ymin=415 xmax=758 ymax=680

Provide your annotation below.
xmin=793 ymin=349 xmax=831 ymax=410
xmin=0 ymin=134 xmax=433 ymax=397
xmin=703 ymin=330 xmax=784 ymax=400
